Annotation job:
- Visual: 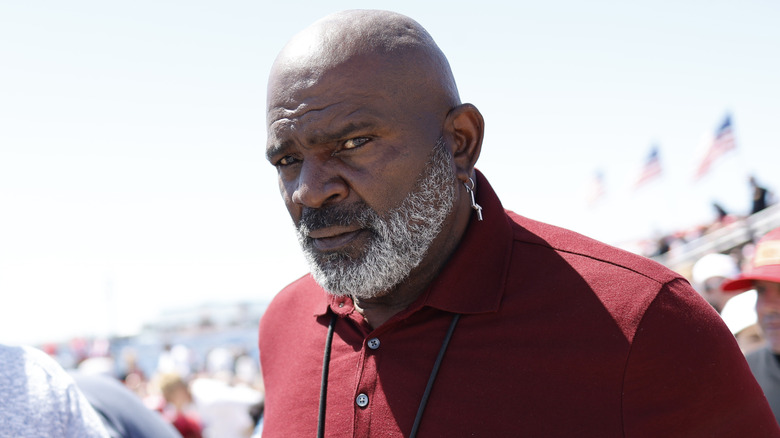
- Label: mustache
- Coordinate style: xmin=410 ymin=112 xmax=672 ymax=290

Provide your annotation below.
xmin=298 ymin=202 xmax=376 ymax=233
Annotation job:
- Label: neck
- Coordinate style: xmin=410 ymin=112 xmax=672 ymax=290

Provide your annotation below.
xmin=352 ymin=293 xmax=419 ymax=329
xmin=351 ymin=262 xmax=442 ymax=328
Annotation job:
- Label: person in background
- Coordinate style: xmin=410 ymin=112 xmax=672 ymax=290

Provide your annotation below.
xmin=724 ymin=226 xmax=780 ymax=424
xmin=258 ymin=9 xmax=779 ymax=436
xmin=188 ymin=372 xmax=264 ymax=438
xmin=691 ymin=252 xmax=741 ymax=313
xmin=0 ymin=343 xmax=109 ymax=437
xmin=159 ymin=373 xmax=203 ymax=438
xmin=750 ymin=175 xmax=772 ymax=215
xmin=713 ymin=201 xmax=730 ymax=223
xmin=249 ymin=399 xmax=264 ymax=438
xmin=72 ymin=372 xmax=181 ymax=438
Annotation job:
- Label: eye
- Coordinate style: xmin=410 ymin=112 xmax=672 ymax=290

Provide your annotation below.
xmin=276 ymin=155 xmax=299 ymax=167
xmin=343 ymin=137 xmax=371 ymax=150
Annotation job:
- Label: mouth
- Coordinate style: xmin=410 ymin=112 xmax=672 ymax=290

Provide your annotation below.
xmin=307 ymin=227 xmax=368 ymax=252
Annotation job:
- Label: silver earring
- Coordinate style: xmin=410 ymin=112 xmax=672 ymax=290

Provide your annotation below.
xmin=464 ymin=178 xmax=483 ymax=221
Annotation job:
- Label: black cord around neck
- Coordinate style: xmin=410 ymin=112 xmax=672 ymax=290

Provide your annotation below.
xmin=316 ymin=312 xmax=461 ymax=438
xmin=317 ymin=313 xmax=338 ymax=438
xmin=410 ymin=313 xmax=461 ymax=438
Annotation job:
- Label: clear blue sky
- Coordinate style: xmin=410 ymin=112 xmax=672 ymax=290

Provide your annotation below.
xmin=1 ymin=0 xmax=778 ymax=344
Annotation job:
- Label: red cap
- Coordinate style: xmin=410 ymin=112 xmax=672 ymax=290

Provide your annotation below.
xmin=722 ymin=227 xmax=780 ymax=291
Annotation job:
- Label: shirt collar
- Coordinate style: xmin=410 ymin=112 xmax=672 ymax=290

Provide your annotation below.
xmin=416 ymin=170 xmax=512 ymax=314
xmin=313 ymin=169 xmax=513 ymax=317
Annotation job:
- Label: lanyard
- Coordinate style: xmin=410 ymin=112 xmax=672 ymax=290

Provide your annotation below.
xmin=317 ymin=312 xmax=461 ymax=438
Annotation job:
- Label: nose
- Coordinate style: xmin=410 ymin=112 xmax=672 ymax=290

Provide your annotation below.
xmin=290 ymin=159 xmax=348 ymax=208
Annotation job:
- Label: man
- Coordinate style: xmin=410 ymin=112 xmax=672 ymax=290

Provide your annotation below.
xmin=691 ymin=252 xmax=763 ymax=353
xmin=724 ymin=227 xmax=780 ymax=424
xmin=750 ymin=175 xmax=771 ymax=215
xmin=72 ymin=372 xmax=182 ymax=438
xmin=0 ymin=343 xmax=109 ymax=437
xmin=258 ymin=10 xmax=779 ymax=437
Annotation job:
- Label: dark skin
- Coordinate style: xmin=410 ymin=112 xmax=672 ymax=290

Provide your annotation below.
xmin=266 ymin=11 xmax=484 ymax=328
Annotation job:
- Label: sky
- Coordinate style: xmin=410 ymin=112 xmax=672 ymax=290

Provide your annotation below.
xmin=1 ymin=0 xmax=779 ymax=345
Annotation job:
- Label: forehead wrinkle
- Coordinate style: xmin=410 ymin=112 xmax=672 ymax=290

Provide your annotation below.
xmin=269 ymin=95 xmax=348 ymax=126
xmin=270 ymin=90 xmax=380 ymax=141
xmin=268 ymin=103 xmax=377 ymax=157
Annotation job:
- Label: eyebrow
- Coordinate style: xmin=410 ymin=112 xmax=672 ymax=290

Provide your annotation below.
xmin=266 ymin=120 xmax=379 ymax=162
xmin=266 ymin=139 xmax=293 ymax=162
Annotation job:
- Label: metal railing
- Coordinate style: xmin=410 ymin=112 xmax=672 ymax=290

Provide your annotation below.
xmin=653 ymin=203 xmax=780 ymax=270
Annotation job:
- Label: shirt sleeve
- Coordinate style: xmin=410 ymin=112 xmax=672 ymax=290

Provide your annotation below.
xmin=23 ymin=347 xmax=110 ymax=438
xmin=621 ymin=278 xmax=780 ymax=437
xmin=62 ymin=380 xmax=111 ymax=438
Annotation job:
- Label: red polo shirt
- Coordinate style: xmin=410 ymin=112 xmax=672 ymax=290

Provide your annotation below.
xmin=259 ymin=171 xmax=779 ymax=437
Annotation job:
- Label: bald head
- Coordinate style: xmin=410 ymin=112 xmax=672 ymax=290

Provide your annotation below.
xmin=267 ymin=10 xmax=460 ymax=122
xmin=265 ymin=10 xmax=485 ymax=303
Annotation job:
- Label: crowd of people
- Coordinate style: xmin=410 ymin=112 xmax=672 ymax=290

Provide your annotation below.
xmin=641 ymin=175 xmax=775 ymax=259
xmin=2 ymin=8 xmax=779 ymax=437
xmin=692 ymin=227 xmax=780 ymax=426
xmin=4 ymin=221 xmax=780 ymax=436
xmin=0 ymin=335 xmax=265 ymax=437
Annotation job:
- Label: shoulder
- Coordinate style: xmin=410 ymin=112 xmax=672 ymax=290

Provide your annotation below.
xmin=0 ymin=344 xmax=75 ymax=389
xmin=21 ymin=345 xmax=71 ymax=377
xmin=263 ymin=273 xmax=325 ymax=320
xmin=502 ymin=211 xmax=704 ymax=344
xmin=259 ymin=274 xmax=326 ymax=342
xmin=0 ymin=345 xmax=109 ymax=438
xmin=506 ymin=210 xmax=679 ymax=286
xmin=1 ymin=344 xmax=52 ymax=392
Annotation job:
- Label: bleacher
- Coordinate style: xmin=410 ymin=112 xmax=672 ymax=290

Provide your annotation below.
xmin=653 ymin=203 xmax=780 ymax=273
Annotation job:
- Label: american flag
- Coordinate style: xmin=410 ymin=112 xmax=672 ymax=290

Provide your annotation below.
xmin=694 ymin=115 xmax=736 ymax=180
xmin=635 ymin=146 xmax=662 ymax=189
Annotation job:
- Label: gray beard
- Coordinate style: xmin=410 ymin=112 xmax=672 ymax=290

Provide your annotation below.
xmin=295 ymin=138 xmax=457 ymax=299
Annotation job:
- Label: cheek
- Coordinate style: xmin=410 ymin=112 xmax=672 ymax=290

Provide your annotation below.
xmin=278 ymin=178 xmax=301 ymax=222
xmin=284 ymin=197 xmax=301 ymax=223
xmin=277 ymin=176 xmax=288 ymax=197
xmin=355 ymin=164 xmax=424 ymax=211
xmin=756 ymin=299 xmax=780 ymax=318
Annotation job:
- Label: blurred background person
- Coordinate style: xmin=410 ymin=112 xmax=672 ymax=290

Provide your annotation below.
xmin=723 ymin=227 xmax=780 ymax=424
xmin=0 ymin=343 xmax=109 ymax=437
xmin=249 ymin=399 xmax=264 ymax=438
xmin=158 ymin=373 xmax=203 ymax=438
xmin=72 ymin=371 xmax=181 ymax=438
xmin=189 ymin=367 xmax=264 ymax=438
xmin=750 ymin=175 xmax=773 ymax=215
xmin=157 ymin=343 xmax=195 ymax=379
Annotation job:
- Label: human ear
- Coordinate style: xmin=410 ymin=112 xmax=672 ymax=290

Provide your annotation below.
xmin=443 ymin=103 xmax=484 ymax=183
